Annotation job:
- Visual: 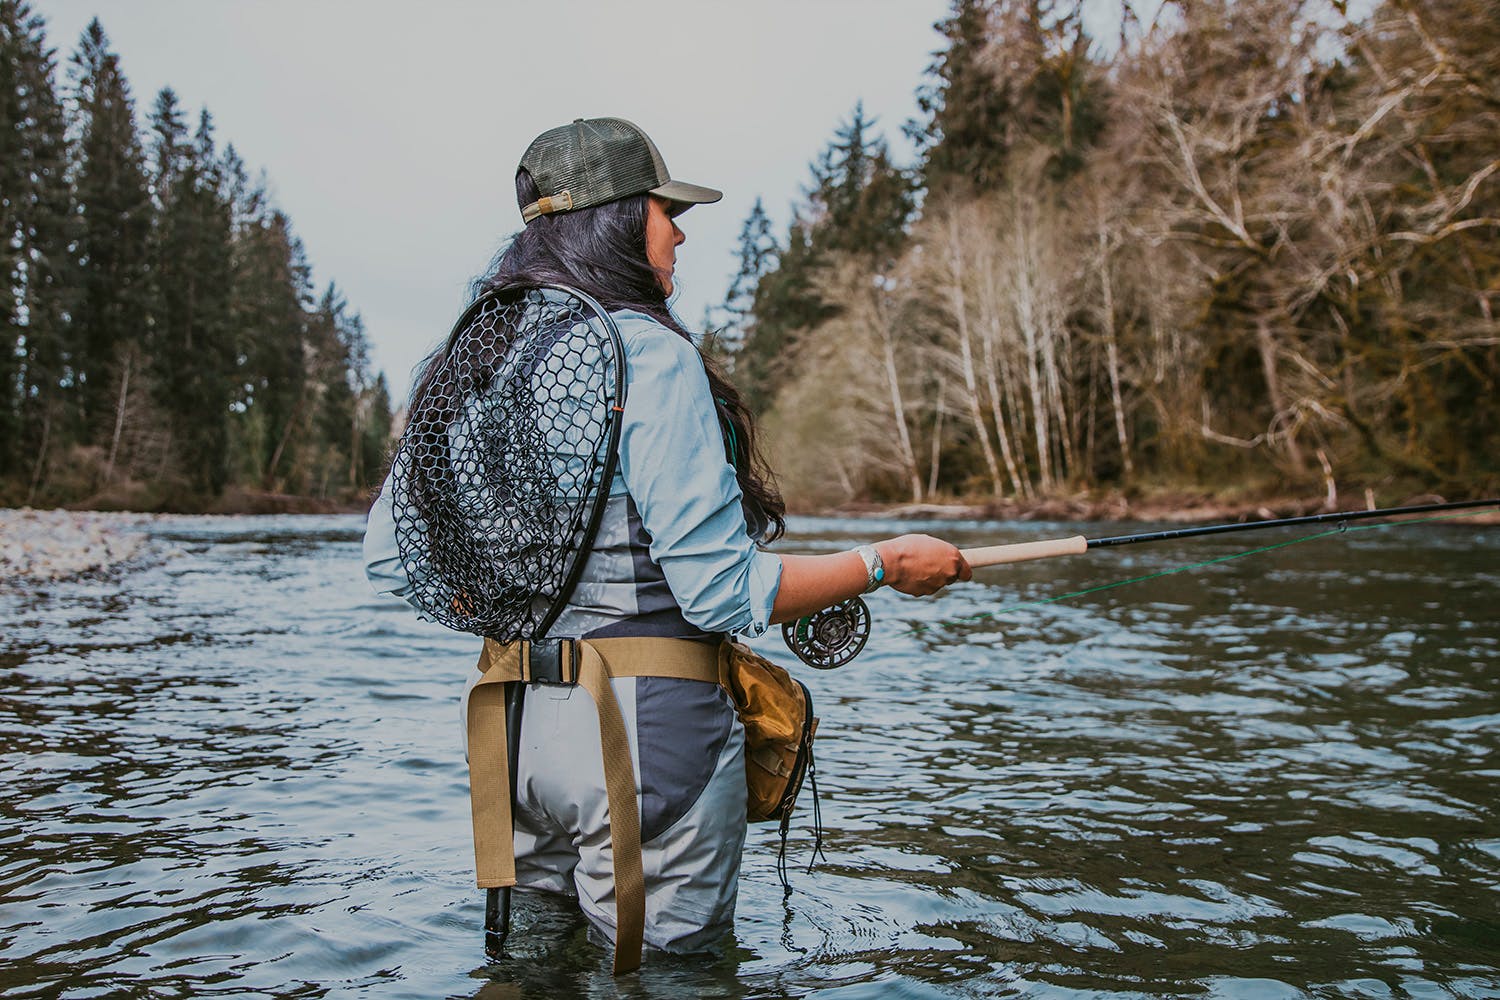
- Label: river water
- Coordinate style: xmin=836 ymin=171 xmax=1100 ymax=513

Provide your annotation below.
xmin=2 ymin=513 xmax=1496 ymax=999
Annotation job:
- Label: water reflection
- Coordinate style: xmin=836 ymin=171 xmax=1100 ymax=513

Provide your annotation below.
xmin=0 ymin=514 xmax=1496 ymax=997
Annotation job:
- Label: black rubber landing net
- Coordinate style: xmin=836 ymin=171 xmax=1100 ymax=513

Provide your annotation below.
xmin=389 ymin=285 xmax=626 ymax=640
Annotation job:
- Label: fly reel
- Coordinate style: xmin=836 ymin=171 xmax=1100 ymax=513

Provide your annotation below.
xmin=782 ymin=598 xmax=871 ymax=669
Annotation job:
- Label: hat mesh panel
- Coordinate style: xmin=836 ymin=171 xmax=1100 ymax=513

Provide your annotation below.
xmin=523 ymin=118 xmax=666 ymax=211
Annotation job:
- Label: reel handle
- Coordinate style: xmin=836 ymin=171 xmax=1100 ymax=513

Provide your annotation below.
xmin=962 ymin=535 xmax=1087 ymax=568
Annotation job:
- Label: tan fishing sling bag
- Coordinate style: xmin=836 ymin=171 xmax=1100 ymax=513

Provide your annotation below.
xmin=720 ymin=641 xmax=819 ymax=825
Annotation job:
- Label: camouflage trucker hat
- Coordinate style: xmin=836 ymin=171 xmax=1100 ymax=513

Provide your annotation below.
xmin=518 ymin=117 xmax=722 ymax=224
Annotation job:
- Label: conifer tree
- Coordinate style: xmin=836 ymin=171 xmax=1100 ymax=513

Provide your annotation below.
xmin=148 ymin=100 xmax=235 ymax=494
xmin=231 ymin=202 xmax=310 ymax=490
xmin=359 ymin=371 xmax=392 ymax=490
xmin=736 ymin=108 xmax=913 ymax=413
xmin=306 ymin=282 xmax=356 ymax=495
xmin=336 ymin=305 xmax=378 ymax=491
xmin=716 ymin=197 xmax=777 ymax=360
xmin=912 ymin=0 xmax=1106 ymax=193
xmin=1 ymin=1 xmax=73 ymax=492
xmin=147 ymin=87 xmax=186 ymax=207
xmin=813 ymin=103 xmax=914 ymax=264
xmin=737 ymin=222 xmax=826 ymax=413
xmin=67 ymin=19 xmax=152 ymax=445
xmin=1 ymin=1 xmax=26 ymax=471
xmin=910 ymin=0 xmax=1015 ymax=194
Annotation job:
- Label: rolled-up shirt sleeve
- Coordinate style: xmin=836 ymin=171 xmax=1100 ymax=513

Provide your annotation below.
xmin=616 ymin=317 xmax=782 ymax=637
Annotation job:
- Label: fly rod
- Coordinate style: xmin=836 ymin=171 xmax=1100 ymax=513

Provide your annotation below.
xmin=961 ymin=498 xmax=1500 ymax=567
xmin=783 ymin=498 xmax=1500 ymax=668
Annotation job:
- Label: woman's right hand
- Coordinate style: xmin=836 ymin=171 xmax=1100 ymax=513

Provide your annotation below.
xmin=875 ymin=534 xmax=972 ymax=596
xmin=771 ymin=533 xmax=972 ymax=624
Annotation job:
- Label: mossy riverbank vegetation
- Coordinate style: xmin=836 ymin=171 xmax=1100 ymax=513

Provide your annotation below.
xmin=709 ymin=1 xmax=1498 ymax=514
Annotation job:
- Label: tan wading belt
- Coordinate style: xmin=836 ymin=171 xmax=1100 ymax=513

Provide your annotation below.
xmin=466 ymin=635 xmax=725 ymax=975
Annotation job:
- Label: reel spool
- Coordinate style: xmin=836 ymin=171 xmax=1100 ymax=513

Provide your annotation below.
xmin=782 ymin=598 xmax=871 ymax=669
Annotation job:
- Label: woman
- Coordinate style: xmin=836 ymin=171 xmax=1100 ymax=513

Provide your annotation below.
xmin=364 ymin=117 xmax=969 ymax=967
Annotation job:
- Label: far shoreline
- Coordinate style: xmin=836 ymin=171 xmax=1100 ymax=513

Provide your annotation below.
xmin=25 ymin=485 xmax=1498 ymax=526
xmin=5 ymin=489 xmax=1494 ymax=587
xmin=808 ymin=489 xmax=1500 ymax=526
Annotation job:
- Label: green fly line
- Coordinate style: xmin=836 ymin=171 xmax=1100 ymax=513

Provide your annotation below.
xmin=909 ymin=508 xmax=1494 ymax=636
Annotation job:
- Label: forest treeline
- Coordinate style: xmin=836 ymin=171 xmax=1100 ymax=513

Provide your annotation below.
xmin=715 ymin=0 xmax=1499 ymax=509
xmin=1 ymin=4 xmax=391 ymax=511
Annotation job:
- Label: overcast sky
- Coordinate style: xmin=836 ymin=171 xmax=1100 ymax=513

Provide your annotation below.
xmin=32 ymin=0 xmax=965 ymax=400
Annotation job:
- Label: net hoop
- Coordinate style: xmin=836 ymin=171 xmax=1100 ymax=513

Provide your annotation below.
xmin=389 ymin=284 xmax=626 ymax=640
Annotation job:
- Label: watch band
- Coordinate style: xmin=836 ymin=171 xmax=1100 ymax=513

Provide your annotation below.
xmin=854 ymin=544 xmax=886 ymax=594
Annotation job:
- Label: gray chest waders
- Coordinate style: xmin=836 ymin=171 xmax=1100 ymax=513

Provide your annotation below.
xmin=467 ymin=635 xmax=724 ymax=974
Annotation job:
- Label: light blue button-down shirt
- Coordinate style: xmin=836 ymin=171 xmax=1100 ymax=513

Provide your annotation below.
xmin=364 ymin=309 xmax=782 ymax=639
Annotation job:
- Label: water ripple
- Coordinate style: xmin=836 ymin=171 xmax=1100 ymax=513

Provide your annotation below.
xmin=1 ymin=515 xmax=1496 ymax=997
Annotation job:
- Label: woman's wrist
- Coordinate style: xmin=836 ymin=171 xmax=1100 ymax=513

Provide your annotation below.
xmin=873 ymin=539 xmax=903 ymax=591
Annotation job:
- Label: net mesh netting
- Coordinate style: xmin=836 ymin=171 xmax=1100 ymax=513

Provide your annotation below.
xmin=388 ymin=287 xmax=621 ymax=640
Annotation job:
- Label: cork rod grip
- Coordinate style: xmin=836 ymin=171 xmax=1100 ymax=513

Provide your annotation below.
xmin=961 ymin=535 xmax=1089 ymax=568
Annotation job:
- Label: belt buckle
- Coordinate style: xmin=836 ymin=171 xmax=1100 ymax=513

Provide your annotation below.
xmin=528 ymin=639 xmax=577 ymax=685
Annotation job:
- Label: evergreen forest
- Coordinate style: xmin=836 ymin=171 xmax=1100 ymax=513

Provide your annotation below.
xmin=715 ymin=0 xmax=1499 ymax=510
xmin=1 ymin=4 xmax=391 ymax=511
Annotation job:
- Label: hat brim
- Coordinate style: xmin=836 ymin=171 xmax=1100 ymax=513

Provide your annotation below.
xmin=650 ymin=179 xmax=723 ymax=212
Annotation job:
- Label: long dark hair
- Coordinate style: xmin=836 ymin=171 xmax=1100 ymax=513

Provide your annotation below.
xmin=411 ymin=169 xmax=785 ymax=541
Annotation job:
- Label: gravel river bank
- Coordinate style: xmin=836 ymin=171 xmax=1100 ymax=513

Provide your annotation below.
xmin=0 ymin=508 xmax=149 ymax=583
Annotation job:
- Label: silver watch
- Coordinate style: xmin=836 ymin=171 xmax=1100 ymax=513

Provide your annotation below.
xmin=854 ymin=544 xmax=886 ymax=594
